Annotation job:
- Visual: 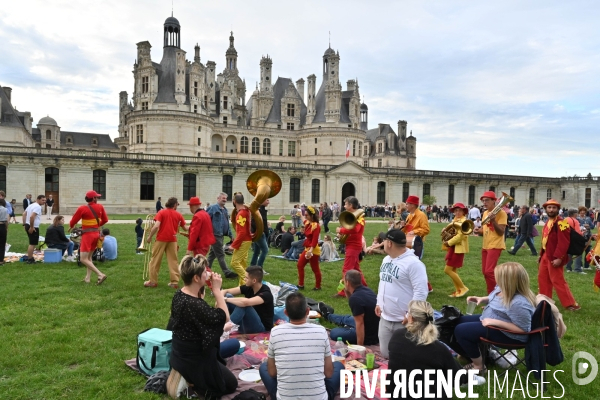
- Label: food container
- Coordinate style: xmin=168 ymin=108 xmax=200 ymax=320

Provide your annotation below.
xmin=347 ymin=344 xmax=366 ymax=359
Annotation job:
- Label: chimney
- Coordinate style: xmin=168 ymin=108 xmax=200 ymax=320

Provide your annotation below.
xmin=2 ymin=87 xmax=12 ymax=103
xmin=296 ymin=78 xmax=305 ymax=102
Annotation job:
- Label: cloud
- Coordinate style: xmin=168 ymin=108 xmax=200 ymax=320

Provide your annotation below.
xmin=1 ymin=0 xmax=599 ymax=176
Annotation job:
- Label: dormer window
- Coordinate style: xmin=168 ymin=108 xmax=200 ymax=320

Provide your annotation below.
xmin=66 ymin=136 xmax=73 ymax=144
xmin=287 ymin=104 xmax=295 ymax=117
xmin=92 ymin=138 xmax=98 ymax=146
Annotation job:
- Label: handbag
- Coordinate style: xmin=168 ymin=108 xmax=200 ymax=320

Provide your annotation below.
xmin=137 ymin=328 xmax=172 ymax=376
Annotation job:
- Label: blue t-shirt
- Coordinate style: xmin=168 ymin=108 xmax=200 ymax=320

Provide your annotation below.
xmin=102 ymin=236 xmax=118 ymax=260
xmin=481 ymin=286 xmax=535 ymax=342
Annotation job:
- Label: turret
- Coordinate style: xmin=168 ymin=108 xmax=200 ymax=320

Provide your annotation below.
xmin=194 ymin=43 xmax=200 ymax=63
xmin=226 ymin=32 xmax=238 ymax=72
xmin=323 ymin=48 xmax=341 ymax=123
xmin=406 ymin=130 xmax=416 ymax=168
xmin=163 ymin=16 xmax=181 ymax=48
xmin=360 ymin=103 xmax=368 ymax=131
xmin=260 ymin=55 xmax=272 ymax=92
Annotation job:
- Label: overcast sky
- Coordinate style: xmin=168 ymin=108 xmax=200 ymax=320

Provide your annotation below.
xmin=2 ymin=0 xmax=599 ymax=177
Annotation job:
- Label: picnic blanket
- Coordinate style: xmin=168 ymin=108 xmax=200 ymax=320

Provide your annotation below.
xmin=125 ymin=331 xmax=389 ymax=400
xmin=269 ymin=255 xmax=345 ymax=262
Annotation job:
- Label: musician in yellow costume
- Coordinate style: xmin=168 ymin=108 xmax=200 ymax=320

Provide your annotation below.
xmin=442 ymin=203 xmax=470 ymax=297
xmin=230 ymin=192 xmax=252 ymax=286
xmin=401 ymin=195 xmax=431 ymax=241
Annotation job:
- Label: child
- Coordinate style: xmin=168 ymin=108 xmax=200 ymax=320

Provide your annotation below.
xmin=135 ymin=218 xmax=144 ymax=254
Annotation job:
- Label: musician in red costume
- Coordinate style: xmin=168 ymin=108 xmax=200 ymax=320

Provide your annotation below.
xmin=186 ymin=196 xmax=215 ymax=257
xmin=335 ymin=196 xmax=367 ymax=297
xmin=297 ymin=205 xmax=322 ymax=290
xmin=538 ymin=199 xmax=580 ymax=311
xmin=69 ymin=190 xmax=108 ymax=285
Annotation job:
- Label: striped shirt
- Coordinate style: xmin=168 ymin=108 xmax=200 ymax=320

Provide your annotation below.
xmin=267 ymin=323 xmax=331 ymax=400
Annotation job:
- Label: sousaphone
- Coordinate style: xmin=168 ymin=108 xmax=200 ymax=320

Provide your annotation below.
xmin=231 ymin=170 xmax=282 ymax=242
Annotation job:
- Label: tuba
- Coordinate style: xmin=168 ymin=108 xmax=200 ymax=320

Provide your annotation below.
xmin=338 ymin=209 xmax=365 ymax=244
xmin=481 ymin=192 xmax=514 ymax=225
xmin=441 ymin=219 xmax=475 ymax=242
xmin=231 ymin=170 xmax=282 ymax=242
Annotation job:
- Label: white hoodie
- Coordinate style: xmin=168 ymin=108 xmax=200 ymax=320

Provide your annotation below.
xmin=376 ymin=248 xmax=429 ymax=322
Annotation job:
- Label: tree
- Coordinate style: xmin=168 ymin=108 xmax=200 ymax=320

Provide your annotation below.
xmin=423 ymin=195 xmax=437 ymax=206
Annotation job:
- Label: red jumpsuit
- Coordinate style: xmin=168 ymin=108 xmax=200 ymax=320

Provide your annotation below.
xmin=187 ymin=209 xmax=216 ymax=257
xmin=538 ymin=217 xmax=577 ymax=308
xmin=297 ymin=220 xmax=322 ymax=289
xmin=338 ymin=214 xmax=367 ymax=296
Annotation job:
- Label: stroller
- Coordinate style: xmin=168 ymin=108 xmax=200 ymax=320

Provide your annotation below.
xmin=70 ymin=229 xmax=105 ymax=266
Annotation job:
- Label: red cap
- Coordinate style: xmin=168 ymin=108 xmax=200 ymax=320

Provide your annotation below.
xmin=187 ymin=197 xmax=202 ymax=206
xmin=480 ymin=191 xmax=497 ymax=201
xmin=86 ymin=190 xmax=101 ymax=198
xmin=406 ymin=195 xmax=420 ymax=205
xmin=542 ymin=199 xmax=561 ymax=209
xmin=449 ymin=202 xmax=468 ymax=213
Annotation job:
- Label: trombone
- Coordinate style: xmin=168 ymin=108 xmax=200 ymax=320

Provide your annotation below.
xmin=137 ymin=214 xmax=155 ymax=280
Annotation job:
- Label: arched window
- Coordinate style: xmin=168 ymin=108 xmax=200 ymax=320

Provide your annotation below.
xmin=222 ymin=175 xmax=233 ymax=200
xmin=423 ymin=183 xmax=431 ymax=198
xmin=402 ymin=182 xmax=410 ymax=202
xmin=263 ymin=138 xmax=271 ymax=155
xmin=448 ymin=184 xmax=455 ymax=205
xmin=183 ymin=173 xmax=196 ymax=200
xmin=46 ymin=130 xmax=51 ymax=140
xmin=240 ymin=136 xmax=249 ymax=153
xmin=377 ymin=182 xmax=386 ymax=204
xmin=529 ymin=188 xmax=535 ymax=206
xmin=251 ymin=137 xmax=260 ymax=154
xmin=468 ymin=185 xmax=476 ymax=206
xmin=311 ymin=179 xmax=320 ymax=203
xmin=546 ymin=189 xmax=552 ymax=201
xmin=93 ymin=170 xmax=106 ymax=199
xmin=140 ymin=172 xmax=155 ymax=200
xmin=290 ymin=178 xmax=300 ymax=203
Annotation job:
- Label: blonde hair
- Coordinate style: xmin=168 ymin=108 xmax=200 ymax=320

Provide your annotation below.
xmin=279 ymin=216 xmax=286 ymax=222
xmin=323 ymin=235 xmax=332 ymax=242
xmin=494 ymin=262 xmax=536 ymax=308
xmin=179 ymin=255 xmax=208 ymax=285
xmin=405 ymin=300 xmax=438 ymax=345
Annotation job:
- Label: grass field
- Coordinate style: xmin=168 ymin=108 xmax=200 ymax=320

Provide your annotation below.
xmin=0 ymin=221 xmax=598 ymax=399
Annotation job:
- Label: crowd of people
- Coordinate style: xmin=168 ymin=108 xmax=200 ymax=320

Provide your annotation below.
xmin=2 ymin=185 xmax=598 ymax=399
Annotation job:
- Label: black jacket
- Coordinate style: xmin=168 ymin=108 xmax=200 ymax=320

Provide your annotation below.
xmin=519 ymin=212 xmax=534 ymax=238
xmin=525 ymin=300 xmax=564 ymax=379
xmin=45 ymin=225 xmax=69 ymax=245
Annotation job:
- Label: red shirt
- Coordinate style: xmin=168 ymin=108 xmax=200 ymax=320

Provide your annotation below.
xmin=155 ymin=208 xmax=186 ymax=242
xmin=232 ymin=208 xmax=251 ymax=249
xmin=541 ymin=216 xmax=571 ymax=266
xmin=303 ymin=219 xmax=320 ymax=249
xmin=70 ymin=202 xmax=108 ymax=230
xmin=339 ymin=213 xmax=365 ymax=252
xmin=187 ymin=209 xmax=216 ymax=251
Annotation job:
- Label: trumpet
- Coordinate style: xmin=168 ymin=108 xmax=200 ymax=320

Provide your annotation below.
xmin=338 ymin=209 xmax=365 ymax=244
xmin=441 ymin=219 xmax=475 ymax=242
xmin=231 ymin=170 xmax=282 ymax=242
xmin=481 ymin=192 xmax=513 ymax=225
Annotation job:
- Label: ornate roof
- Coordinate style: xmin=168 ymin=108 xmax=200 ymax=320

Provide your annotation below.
xmin=38 ymin=116 xmax=58 ymax=126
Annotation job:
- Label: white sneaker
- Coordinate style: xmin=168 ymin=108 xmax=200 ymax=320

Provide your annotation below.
xmin=66 ymin=256 xmax=76 ymax=262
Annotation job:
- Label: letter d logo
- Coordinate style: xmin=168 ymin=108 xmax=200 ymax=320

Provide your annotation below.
xmin=572 ymin=351 xmax=598 ymax=385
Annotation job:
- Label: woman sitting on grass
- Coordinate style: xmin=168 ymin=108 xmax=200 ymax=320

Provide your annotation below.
xmin=166 ymin=255 xmax=238 ymax=399
xmin=320 ymin=235 xmax=339 ymax=262
xmin=45 ymin=215 xmax=76 ymax=261
xmin=387 ymin=300 xmax=476 ymax=398
xmin=366 ymin=233 xmax=386 ymax=255
xmin=453 ymin=262 xmax=536 ymax=375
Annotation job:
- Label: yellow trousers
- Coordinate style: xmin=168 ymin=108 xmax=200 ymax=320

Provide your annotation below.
xmin=148 ymin=241 xmax=179 ymax=285
xmin=231 ymin=241 xmax=252 ymax=286
xmin=444 ymin=265 xmax=466 ymax=292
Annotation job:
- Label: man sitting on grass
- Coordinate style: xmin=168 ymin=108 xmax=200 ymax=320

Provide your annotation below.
xmin=318 ymin=270 xmax=380 ymax=346
xmin=101 ymin=228 xmax=118 ymax=260
xmin=221 ymin=265 xmax=274 ymax=333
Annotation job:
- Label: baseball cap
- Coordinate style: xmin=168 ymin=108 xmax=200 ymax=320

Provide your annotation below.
xmin=385 ymin=229 xmax=406 ymax=245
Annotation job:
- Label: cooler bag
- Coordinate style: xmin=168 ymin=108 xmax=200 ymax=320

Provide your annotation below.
xmin=136 ymin=328 xmax=172 ymax=376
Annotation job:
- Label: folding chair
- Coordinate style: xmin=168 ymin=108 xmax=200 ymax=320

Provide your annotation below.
xmin=479 ymin=300 xmax=550 ymax=379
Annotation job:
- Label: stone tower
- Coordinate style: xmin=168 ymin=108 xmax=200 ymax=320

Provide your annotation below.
xmin=226 ymin=32 xmax=238 ymax=73
xmin=259 ymin=55 xmax=272 ymax=92
xmin=323 ymin=48 xmax=341 ymax=123
xmin=397 ymin=120 xmax=407 ymax=151
xmin=258 ymin=56 xmax=274 ymax=123
xmin=306 ymin=74 xmax=316 ymax=123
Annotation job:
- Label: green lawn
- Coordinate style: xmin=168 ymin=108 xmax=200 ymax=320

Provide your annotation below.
xmin=0 ymin=222 xmax=597 ymax=399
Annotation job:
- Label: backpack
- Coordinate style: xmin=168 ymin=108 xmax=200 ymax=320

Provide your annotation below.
xmin=232 ymin=389 xmax=266 ymax=400
xmin=137 ymin=328 xmax=172 ymax=376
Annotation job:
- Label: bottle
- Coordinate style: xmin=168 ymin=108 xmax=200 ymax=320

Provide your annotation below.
xmin=334 ymin=337 xmax=346 ymax=357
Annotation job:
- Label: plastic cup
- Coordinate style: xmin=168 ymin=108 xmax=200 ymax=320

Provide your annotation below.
xmin=466 ymin=300 xmax=477 ymax=315
xmin=366 ymin=353 xmax=375 ymax=369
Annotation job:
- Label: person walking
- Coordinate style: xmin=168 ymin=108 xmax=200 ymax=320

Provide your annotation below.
xmin=186 ymin=196 xmax=215 ymax=257
xmin=0 ymin=199 xmax=8 ymax=265
xmin=480 ymin=191 xmax=507 ymax=293
xmin=230 ymin=192 xmax=252 ymax=286
xmin=144 ymin=197 xmax=188 ymax=289
xmin=321 ymin=202 xmax=332 ymax=233
xmin=297 ymin=205 xmax=322 ymax=291
xmin=23 ymin=194 xmax=46 ymax=264
xmin=508 ymin=205 xmax=538 ymax=256
xmin=69 ymin=190 xmax=107 ymax=284
xmin=45 ymin=194 xmax=54 ymax=219
xmin=206 ymin=193 xmax=237 ymax=279
xmin=250 ymin=199 xmax=270 ymax=270
xmin=442 ymin=203 xmax=470 ymax=298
